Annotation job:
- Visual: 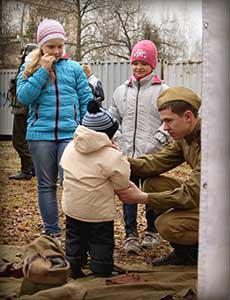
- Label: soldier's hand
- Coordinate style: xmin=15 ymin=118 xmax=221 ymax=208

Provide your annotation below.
xmin=116 ymin=180 xmax=149 ymax=205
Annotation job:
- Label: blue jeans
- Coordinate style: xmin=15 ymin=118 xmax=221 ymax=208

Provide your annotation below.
xmin=123 ymin=175 xmax=157 ymax=238
xmin=28 ymin=139 xmax=71 ymax=235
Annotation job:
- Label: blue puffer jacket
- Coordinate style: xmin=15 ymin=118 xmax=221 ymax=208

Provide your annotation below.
xmin=17 ymin=58 xmax=93 ymax=141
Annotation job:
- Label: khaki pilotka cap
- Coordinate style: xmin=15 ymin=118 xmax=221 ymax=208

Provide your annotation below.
xmin=157 ymin=86 xmax=201 ymax=110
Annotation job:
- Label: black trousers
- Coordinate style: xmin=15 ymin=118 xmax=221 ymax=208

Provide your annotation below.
xmin=12 ymin=114 xmax=34 ymax=173
xmin=65 ymin=216 xmax=114 ymax=276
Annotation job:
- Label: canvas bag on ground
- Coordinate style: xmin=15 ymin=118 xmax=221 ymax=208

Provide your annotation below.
xmin=20 ymin=235 xmax=69 ymax=296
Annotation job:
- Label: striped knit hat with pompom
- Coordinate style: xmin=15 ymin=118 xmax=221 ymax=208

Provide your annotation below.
xmin=82 ymin=100 xmax=119 ymax=139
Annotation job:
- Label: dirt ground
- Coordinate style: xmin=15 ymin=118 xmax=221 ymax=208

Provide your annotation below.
xmin=0 ymin=140 xmax=191 ymax=265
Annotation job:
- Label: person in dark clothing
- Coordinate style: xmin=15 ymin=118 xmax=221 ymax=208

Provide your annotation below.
xmin=8 ymin=43 xmax=38 ymax=180
xmin=82 ymin=64 xmax=105 ymax=106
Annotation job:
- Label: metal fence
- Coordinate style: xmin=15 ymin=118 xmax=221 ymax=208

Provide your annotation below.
xmin=87 ymin=60 xmax=163 ymax=108
xmin=164 ymin=61 xmax=202 ymax=98
xmin=0 ymin=60 xmax=202 ymax=135
xmin=0 ymin=69 xmax=18 ymax=136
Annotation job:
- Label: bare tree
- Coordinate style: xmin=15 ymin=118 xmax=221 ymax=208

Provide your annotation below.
xmin=23 ymin=1 xmax=71 ymax=43
xmin=0 ymin=0 xmax=75 ymax=67
xmin=0 ymin=0 xmax=27 ymax=67
xmin=64 ymin=0 xmax=111 ymax=61
xmin=63 ymin=0 xmax=162 ymax=62
xmin=156 ymin=14 xmax=187 ymax=61
xmin=1 ymin=0 xmax=201 ymax=67
xmin=89 ymin=0 xmax=143 ymax=60
xmin=146 ymin=9 xmax=202 ymax=61
xmin=80 ymin=0 xmax=186 ymax=62
xmin=78 ymin=0 xmax=158 ymax=61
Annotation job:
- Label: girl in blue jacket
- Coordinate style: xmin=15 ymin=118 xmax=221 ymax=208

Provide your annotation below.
xmin=16 ymin=19 xmax=93 ymax=240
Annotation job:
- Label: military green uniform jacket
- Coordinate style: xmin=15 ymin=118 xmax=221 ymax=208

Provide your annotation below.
xmin=128 ymin=119 xmax=201 ymax=212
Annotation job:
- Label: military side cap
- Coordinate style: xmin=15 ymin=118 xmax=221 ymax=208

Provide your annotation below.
xmin=157 ymin=86 xmax=201 ymax=110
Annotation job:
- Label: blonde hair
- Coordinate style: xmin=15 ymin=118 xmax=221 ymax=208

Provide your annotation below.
xmin=82 ymin=64 xmax=92 ymax=77
xmin=22 ymin=48 xmax=42 ymax=79
xmin=22 ymin=48 xmax=54 ymax=81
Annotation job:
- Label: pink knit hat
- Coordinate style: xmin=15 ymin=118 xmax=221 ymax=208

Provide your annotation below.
xmin=130 ymin=40 xmax=158 ymax=70
xmin=37 ymin=19 xmax=65 ymax=47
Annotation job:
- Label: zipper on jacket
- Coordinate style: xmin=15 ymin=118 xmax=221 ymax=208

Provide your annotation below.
xmin=132 ymin=80 xmax=140 ymax=157
xmin=53 ymin=69 xmax=60 ymax=141
xmin=31 ymin=103 xmax=39 ymax=126
xmin=74 ymin=104 xmax=78 ymax=124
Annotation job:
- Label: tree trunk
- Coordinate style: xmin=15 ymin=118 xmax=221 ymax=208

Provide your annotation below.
xmin=75 ymin=0 xmax=81 ymax=61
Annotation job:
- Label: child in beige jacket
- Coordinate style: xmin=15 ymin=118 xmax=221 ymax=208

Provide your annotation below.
xmin=60 ymin=100 xmax=130 ymax=278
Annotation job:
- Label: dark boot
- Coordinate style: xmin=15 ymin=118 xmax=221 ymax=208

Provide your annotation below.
xmin=171 ymin=243 xmax=198 ymax=265
xmin=9 ymin=171 xmax=33 ymax=180
xmin=31 ymin=168 xmax=36 ymax=177
xmin=150 ymin=243 xmax=198 ymax=266
xmin=69 ymin=269 xmax=85 ymax=279
xmin=21 ymin=158 xmax=35 ymax=177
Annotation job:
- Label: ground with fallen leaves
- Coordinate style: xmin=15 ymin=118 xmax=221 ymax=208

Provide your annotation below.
xmin=0 ymin=140 xmax=191 ymax=265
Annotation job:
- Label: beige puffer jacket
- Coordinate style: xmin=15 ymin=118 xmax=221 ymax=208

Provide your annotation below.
xmin=109 ymin=72 xmax=170 ymax=158
xmin=60 ymin=125 xmax=130 ymax=222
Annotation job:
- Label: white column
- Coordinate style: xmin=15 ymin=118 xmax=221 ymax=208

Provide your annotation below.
xmin=198 ymin=0 xmax=230 ymax=299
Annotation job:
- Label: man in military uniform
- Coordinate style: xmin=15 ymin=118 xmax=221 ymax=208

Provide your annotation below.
xmin=116 ymin=86 xmax=201 ymax=266
xmin=8 ymin=43 xmax=38 ymax=180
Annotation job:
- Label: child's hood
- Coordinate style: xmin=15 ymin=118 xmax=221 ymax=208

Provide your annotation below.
xmin=74 ymin=125 xmax=112 ymax=154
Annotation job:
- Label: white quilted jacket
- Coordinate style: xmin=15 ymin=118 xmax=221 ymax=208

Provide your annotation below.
xmin=109 ymin=72 xmax=170 ymax=158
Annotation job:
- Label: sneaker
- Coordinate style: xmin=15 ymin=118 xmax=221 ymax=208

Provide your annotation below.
xmin=31 ymin=169 xmax=36 ymax=177
xmin=49 ymin=232 xmax=62 ymax=245
xmin=124 ymin=236 xmax=140 ymax=255
xmin=141 ymin=231 xmax=160 ymax=249
xmin=70 ymin=269 xmax=85 ymax=279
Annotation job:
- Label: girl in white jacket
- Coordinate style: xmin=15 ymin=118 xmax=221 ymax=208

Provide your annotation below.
xmin=109 ymin=40 xmax=170 ymax=254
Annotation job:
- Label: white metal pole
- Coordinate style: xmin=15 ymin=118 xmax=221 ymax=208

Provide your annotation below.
xmin=198 ymin=0 xmax=230 ymax=299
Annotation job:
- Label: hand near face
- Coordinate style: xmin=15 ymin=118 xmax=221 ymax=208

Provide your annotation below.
xmin=116 ymin=180 xmax=149 ymax=205
xmin=40 ymin=54 xmax=56 ymax=71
